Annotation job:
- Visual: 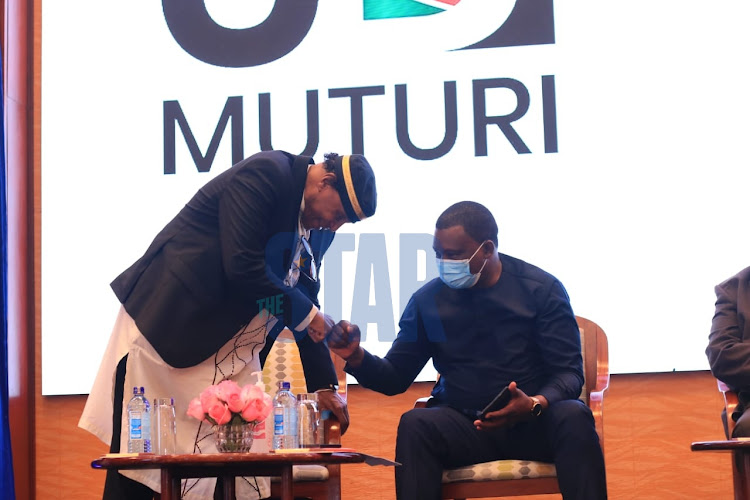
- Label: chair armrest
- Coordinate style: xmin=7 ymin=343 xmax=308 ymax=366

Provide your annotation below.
xmin=414 ymin=397 xmax=432 ymax=409
xmin=589 ymin=389 xmax=605 ymax=452
xmin=717 ymin=379 xmax=740 ymax=437
xmin=594 ymin=332 xmax=610 ymax=396
xmin=590 ymin=333 xmax=609 ymax=451
xmin=594 ymin=368 xmax=610 ymax=395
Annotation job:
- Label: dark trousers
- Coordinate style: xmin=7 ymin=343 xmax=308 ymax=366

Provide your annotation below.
xmin=731 ymin=407 xmax=750 ymax=438
xmin=395 ymin=400 xmax=607 ymax=500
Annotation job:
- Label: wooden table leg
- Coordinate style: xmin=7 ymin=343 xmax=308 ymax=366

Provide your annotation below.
xmin=221 ymin=475 xmax=235 ymax=500
xmin=161 ymin=468 xmax=180 ymax=500
xmin=279 ymin=465 xmax=294 ymax=500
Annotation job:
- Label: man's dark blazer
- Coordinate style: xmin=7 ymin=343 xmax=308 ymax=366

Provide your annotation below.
xmin=111 ymin=150 xmax=337 ymax=388
xmin=707 ymin=266 xmax=750 ymax=392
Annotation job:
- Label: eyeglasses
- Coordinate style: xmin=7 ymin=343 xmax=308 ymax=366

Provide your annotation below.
xmin=283 ymin=235 xmax=317 ymax=287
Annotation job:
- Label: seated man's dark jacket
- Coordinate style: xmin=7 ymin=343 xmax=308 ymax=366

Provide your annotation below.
xmin=707 ymin=266 xmax=750 ymax=412
xmin=111 ymin=150 xmax=337 ymax=389
xmin=347 ymin=253 xmax=584 ymax=412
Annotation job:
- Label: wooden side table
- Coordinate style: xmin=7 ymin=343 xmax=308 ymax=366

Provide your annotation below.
xmin=691 ymin=439 xmax=750 ymax=500
xmin=92 ymin=451 xmax=367 ymax=500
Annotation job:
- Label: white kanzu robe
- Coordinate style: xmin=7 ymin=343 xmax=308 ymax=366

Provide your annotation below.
xmin=79 ymin=305 xmax=276 ymax=499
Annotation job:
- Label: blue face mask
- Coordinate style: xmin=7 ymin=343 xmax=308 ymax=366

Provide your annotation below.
xmin=437 ymin=241 xmax=489 ymax=289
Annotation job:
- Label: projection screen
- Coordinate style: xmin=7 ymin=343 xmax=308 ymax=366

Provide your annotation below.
xmin=40 ymin=0 xmax=750 ymax=395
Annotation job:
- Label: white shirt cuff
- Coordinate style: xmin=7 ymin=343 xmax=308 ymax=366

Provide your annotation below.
xmin=294 ymin=305 xmax=318 ymax=331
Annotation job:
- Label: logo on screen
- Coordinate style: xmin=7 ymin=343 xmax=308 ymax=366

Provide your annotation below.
xmin=363 ymin=0 xmax=554 ymax=50
xmin=363 ymin=0 xmax=463 ymax=20
xmin=162 ymin=0 xmax=553 ymax=67
xmin=161 ymin=0 xmax=318 ymax=68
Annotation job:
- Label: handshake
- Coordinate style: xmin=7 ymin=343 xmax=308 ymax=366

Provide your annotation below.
xmin=308 ymin=314 xmax=365 ymax=367
xmin=307 ymin=312 xmax=365 ymax=366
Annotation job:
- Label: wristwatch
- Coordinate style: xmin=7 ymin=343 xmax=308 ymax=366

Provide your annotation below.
xmin=530 ymin=396 xmax=543 ymax=417
xmin=315 ymin=384 xmax=339 ymax=393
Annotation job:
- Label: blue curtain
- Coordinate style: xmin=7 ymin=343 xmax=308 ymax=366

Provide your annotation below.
xmin=0 ymin=45 xmax=18 ymax=500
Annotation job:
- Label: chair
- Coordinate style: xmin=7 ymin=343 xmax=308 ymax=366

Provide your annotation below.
xmin=717 ymin=379 xmax=745 ymax=499
xmin=262 ymin=329 xmax=348 ymax=500
xmin=414 ymin=315 xmax=609 ymax=499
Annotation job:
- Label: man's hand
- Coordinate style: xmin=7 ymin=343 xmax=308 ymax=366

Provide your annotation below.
xmin=307 ymin=311 xmax=334 ymax=343
xmin=473 ymin=381 xmax=547 ymax=431
xmin=326 ymin=320 xmax=365 ymax=368
xmin=316 ymin=389 xmax=350 ymax=435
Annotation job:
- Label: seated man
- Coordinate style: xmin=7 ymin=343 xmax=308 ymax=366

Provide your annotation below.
xmin=328 ymin=201 xmax=607 ymax=500
xmin=706 ymin=266 xmax=750 ymax=437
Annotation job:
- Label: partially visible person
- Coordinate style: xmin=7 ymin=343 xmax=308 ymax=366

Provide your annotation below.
xmin=79 ymin=150 xmax=376 ymax=499
xmin=706 ymin=266 xmax=750 ymax=437
xmin=328 ymin=201 xmax=607 ymax=500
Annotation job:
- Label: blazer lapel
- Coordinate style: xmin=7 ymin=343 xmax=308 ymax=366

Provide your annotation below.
xmin=290 ymin=155 xmax=313 ymax=215
xmin=281 ymin=155 xmax=314 ymax=272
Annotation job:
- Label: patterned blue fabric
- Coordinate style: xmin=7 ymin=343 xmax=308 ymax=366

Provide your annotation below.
xmin=0 ymin=47 xmax=18 ymax=500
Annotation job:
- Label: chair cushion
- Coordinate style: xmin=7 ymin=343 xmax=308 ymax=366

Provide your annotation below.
xmin=270 ymin=464 xmax=330 ymax=482
xmin=442 ymin=460 xmax=557 ymax=483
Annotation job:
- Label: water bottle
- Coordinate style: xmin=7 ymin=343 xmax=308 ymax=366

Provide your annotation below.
xmin=272 ymin=381 xmax=299 ymax=449
xmin=127 ymin=386 xmax=151 ymax=453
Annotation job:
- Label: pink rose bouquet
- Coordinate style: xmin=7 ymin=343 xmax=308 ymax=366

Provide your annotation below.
xmin=187 ymin=379 xmax=272 ymax=426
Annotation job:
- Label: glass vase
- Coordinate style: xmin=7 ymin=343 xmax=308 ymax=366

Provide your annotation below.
xmin=215 ymin=422 xmax=255 ymax=453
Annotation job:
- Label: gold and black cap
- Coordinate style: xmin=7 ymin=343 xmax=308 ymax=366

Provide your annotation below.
xmin=332 ymin=154 xmax=377 ymax=223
